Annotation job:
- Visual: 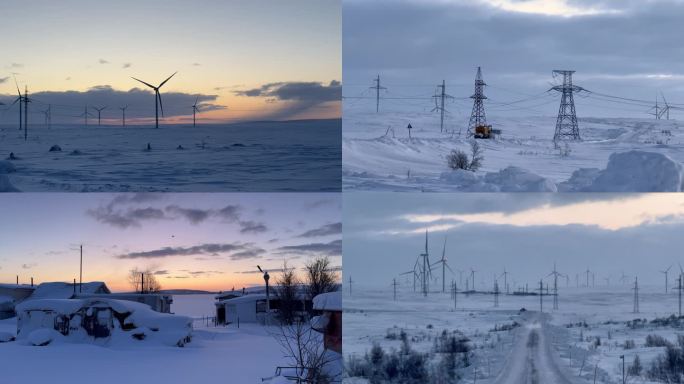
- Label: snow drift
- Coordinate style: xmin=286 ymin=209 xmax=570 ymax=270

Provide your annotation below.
xmin=561 ymin=150 xmax=684 ymax=192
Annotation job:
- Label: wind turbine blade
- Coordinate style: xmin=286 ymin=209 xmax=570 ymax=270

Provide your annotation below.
xmin=446 ymin=264 xmax=455 ymax=274
xmin=131 ymin=77 xmax=156 ymax=89
xmin=194 ymin=96 xmax=199 ymax=106
xmin=158 ymin=71 xmax=178 ymax=88
xmin=157 ymin=91 xmax=164 ymax=117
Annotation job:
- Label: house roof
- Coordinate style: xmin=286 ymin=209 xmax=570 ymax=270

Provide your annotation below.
xmin=219 ymin=293 xmax=268 ymax=305
xmin=30 ymin=282 xmax=110 ymax=300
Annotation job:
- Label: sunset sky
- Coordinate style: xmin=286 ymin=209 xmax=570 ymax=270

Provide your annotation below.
xmin=0 ymin=0 xmax=341 ymax=124
xmin=0 ymin=193 xmax=341 ymax=292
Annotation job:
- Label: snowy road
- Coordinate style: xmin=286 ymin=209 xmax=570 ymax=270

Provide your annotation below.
xmin=488 ymin=313 xmax=584 ymax=384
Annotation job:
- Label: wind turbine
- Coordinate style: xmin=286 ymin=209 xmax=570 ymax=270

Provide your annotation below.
xmin=431 ymin=236 xmax=454 ymax=293
xmin=79 ymin=105 xmax=94 ymax=127
xmin=119 ymin=105 xmax=129 ymax=127
xmin=469 ymin=268 xmax=477 ymax=292
xmin=661 ymin=92 xmax=670 ymax=120
xmin=420 ymin=230 xmax=433 ymax=297
xmin=500 ymin=267 xmax=510 ymax=294
xmin=191 ymin=97 xmax=200 ymax=127
xmin=10 ymin=77 xmax=23 ymax=131
xmin=661 ymin=265 xmax=673 ymax=293
xmin=92 ymin=106 xmax=107 ymax=126
xmin=131 ymin=72 xmax=177 ymax=129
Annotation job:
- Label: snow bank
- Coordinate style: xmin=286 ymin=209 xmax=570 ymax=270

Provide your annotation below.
xmin=562 ymin=150 xmax=684 ymax=192
xmin=439 ymin=167 xmax=557 ymax=192
xmin=0 ymin=161 xmax=16 ymax=174
xmin=0 ymin=175 xmax=19 ymax=192
xmin=0 ymin=332 xmax=15 ymax=343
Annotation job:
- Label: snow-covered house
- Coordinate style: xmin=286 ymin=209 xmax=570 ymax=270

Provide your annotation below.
xmin=0 ymin=284 xmax=36 ymax=319
xmin=215 ymin=290 xmax=313 ymax=325
xmin=16 ymin=298 xmax=192 ymax=347
xmin=30 ymin=281 xmax=110 ymax=300
xmin=75 ymin=293 xmax=173 ymax=314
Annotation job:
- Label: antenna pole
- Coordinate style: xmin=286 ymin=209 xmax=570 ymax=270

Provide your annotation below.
xmin=79 ymin=245 xmax=83 ymax=293
xmin=539 ymin=279 xmax=543 ymax=313
xmin=393 ymin=278 xmax=397 ymax=301
xmin=370 ymin=75 xmax=386 ymax=113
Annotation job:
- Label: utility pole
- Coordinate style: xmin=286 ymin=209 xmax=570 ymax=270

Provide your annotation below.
xmin=349 ymin=276 xmax=352 ymax=296
xmin=494 ymin=280 xmax=499 ymax=308
xmin=370 ymin=75 xmax=386 ymax=113
xmin=432 ymin=80 xmax=453 ymax=133
xmin=393 ymin=278 xmax=397 ymax=301
xmin=538 ymin=280 xmax=544 ymax=312
xmin=551 ymin=70 xmax=583 ymax=143
xmin=467 ymin=67 xmax=487 ymax=137
xmin=79 ymin=245 xmax=83 ymax=293
xmin=453 ymin=281 xmax=458 ymax=310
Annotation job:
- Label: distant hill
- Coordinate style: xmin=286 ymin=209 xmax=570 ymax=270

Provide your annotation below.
xmin=159 ymin=289 xmax=217 ymax=295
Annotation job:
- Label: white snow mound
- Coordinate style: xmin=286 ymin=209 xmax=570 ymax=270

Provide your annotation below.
xmin=568 ymin=150 xmax=684 ymax=192
xmin=28 ymin=329 xmax=60 ymax=346
xmin=0 ymin=332 xmax=15 ymax=343
xmin=484 ymin=166 xmax=558 ymax=192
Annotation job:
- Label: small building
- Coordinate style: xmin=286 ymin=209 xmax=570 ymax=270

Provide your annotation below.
xmin=215 ymin=290 xmax=313 ymax=325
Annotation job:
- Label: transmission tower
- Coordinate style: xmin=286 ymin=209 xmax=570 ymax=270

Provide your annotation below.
xmin=551 ymin=70 xmax=583 ymax=142
xmin=370 ymin=74 xmax=387 ymax=113
xmin=467 ymin=67 xmax=487 ymax=137
xmin=433 ymin=80 xmax=453 ymax=133
xmin=632 ymin=277 xmax=640 ymax=314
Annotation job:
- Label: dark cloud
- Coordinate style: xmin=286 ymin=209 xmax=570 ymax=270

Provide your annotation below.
xmin=0 ymin=85 xmax=225 ymax=124
xmin=165 ymin=205 xmax=212 ymax=225
xmin=239 ymin=220 xmax=268 ymax=234
xmin=275 ymin=239 xmax=342 ymax=257
xmin=87 ymin=205 xmax=167 ymax=228
xmin=230 ymin=247 xmax=267 ymax=260
xmin=153 ymin=270 xmax=169 ymax=275
xmin=116 ymin=243 xmax=251 ymax=259
xmin=122 ymin=63 xmax=132 ymax=69
xmin=0 ymin=77 xmax=8 ymax=84
xmin=216 ymin=205 xmax=242 ymax=222
xmin=343 ymin=0 xmax=684 ymax=118
xmin=22 ymin=263 xmax=37 ymax=269
xmin=98 ymin=59 xmax=109 ymax=65
xmin=235 ymin=80 xmax=341 ymax=120
xmin=297 ymin=222 xmax=342 ymax=238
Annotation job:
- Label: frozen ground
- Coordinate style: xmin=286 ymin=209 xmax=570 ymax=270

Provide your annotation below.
xmin=0 ymin=119 xmax=341 ymax=192
xmin=344 ymin=284 xmax=684 ymax=383
xmin=343 ymin=105 xmax=684 ymax=191
xmin=0 ymin=294 xmax=289 ymax=383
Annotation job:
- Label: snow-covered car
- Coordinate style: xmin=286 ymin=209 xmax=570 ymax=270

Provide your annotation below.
xmin=16 ymin=298 xmax=192 ymax=347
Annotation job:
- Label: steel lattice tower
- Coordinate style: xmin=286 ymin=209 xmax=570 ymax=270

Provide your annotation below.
xmin=467 ymin=67 xmax=487 ymax=137
xmin=551 ymin=70 xmax=582 ymax=142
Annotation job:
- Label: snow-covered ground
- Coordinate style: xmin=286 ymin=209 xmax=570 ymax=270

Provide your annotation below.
xmin=344 ymin=284 xmax=684 ymax=383
xmin=0 ymin=119 xmax=341 ymax=192
xmin=0 ymin=294 xmax=290 ymax=383
xmin=343 ymin=105 xmax=684 ymax=191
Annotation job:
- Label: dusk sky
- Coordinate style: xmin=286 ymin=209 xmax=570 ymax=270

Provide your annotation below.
xmin=344 ymin=0 xmax=684 ymax=118
xmin=344 ymin=193 xmax=684 ymax=289
xmin=0 ymin=0 xmax=341 ymax=124
xmin=0 ymin=193 xmax=341 ymax=292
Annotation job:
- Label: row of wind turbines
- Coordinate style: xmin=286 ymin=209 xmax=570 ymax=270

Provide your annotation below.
xmin=395 ymin=230 xmax=684 ymax=313
xmin=4 ymin=72 xmax=205 ymax=138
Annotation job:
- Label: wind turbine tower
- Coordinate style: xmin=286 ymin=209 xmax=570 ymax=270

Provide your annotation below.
xmin=93 ymin=106 xmax=107 ymax=126
xmin=661 ymin=265 xmax=673 ymax=293
xmin=120 ymin=105 xmax=129 ymax=127
xmin=192 ymin=97 xmax=200 ymax=127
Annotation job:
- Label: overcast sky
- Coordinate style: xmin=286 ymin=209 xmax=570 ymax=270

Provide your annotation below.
xmin=0 ymin=0 xmax=340 ymax=124
xmin=343 ymin=0 xmax=684 ymax=118
xmin=0 ymin=193 xmax=341 ymax=292
xmin=344 ymin=193 xmax=684 ymax=290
